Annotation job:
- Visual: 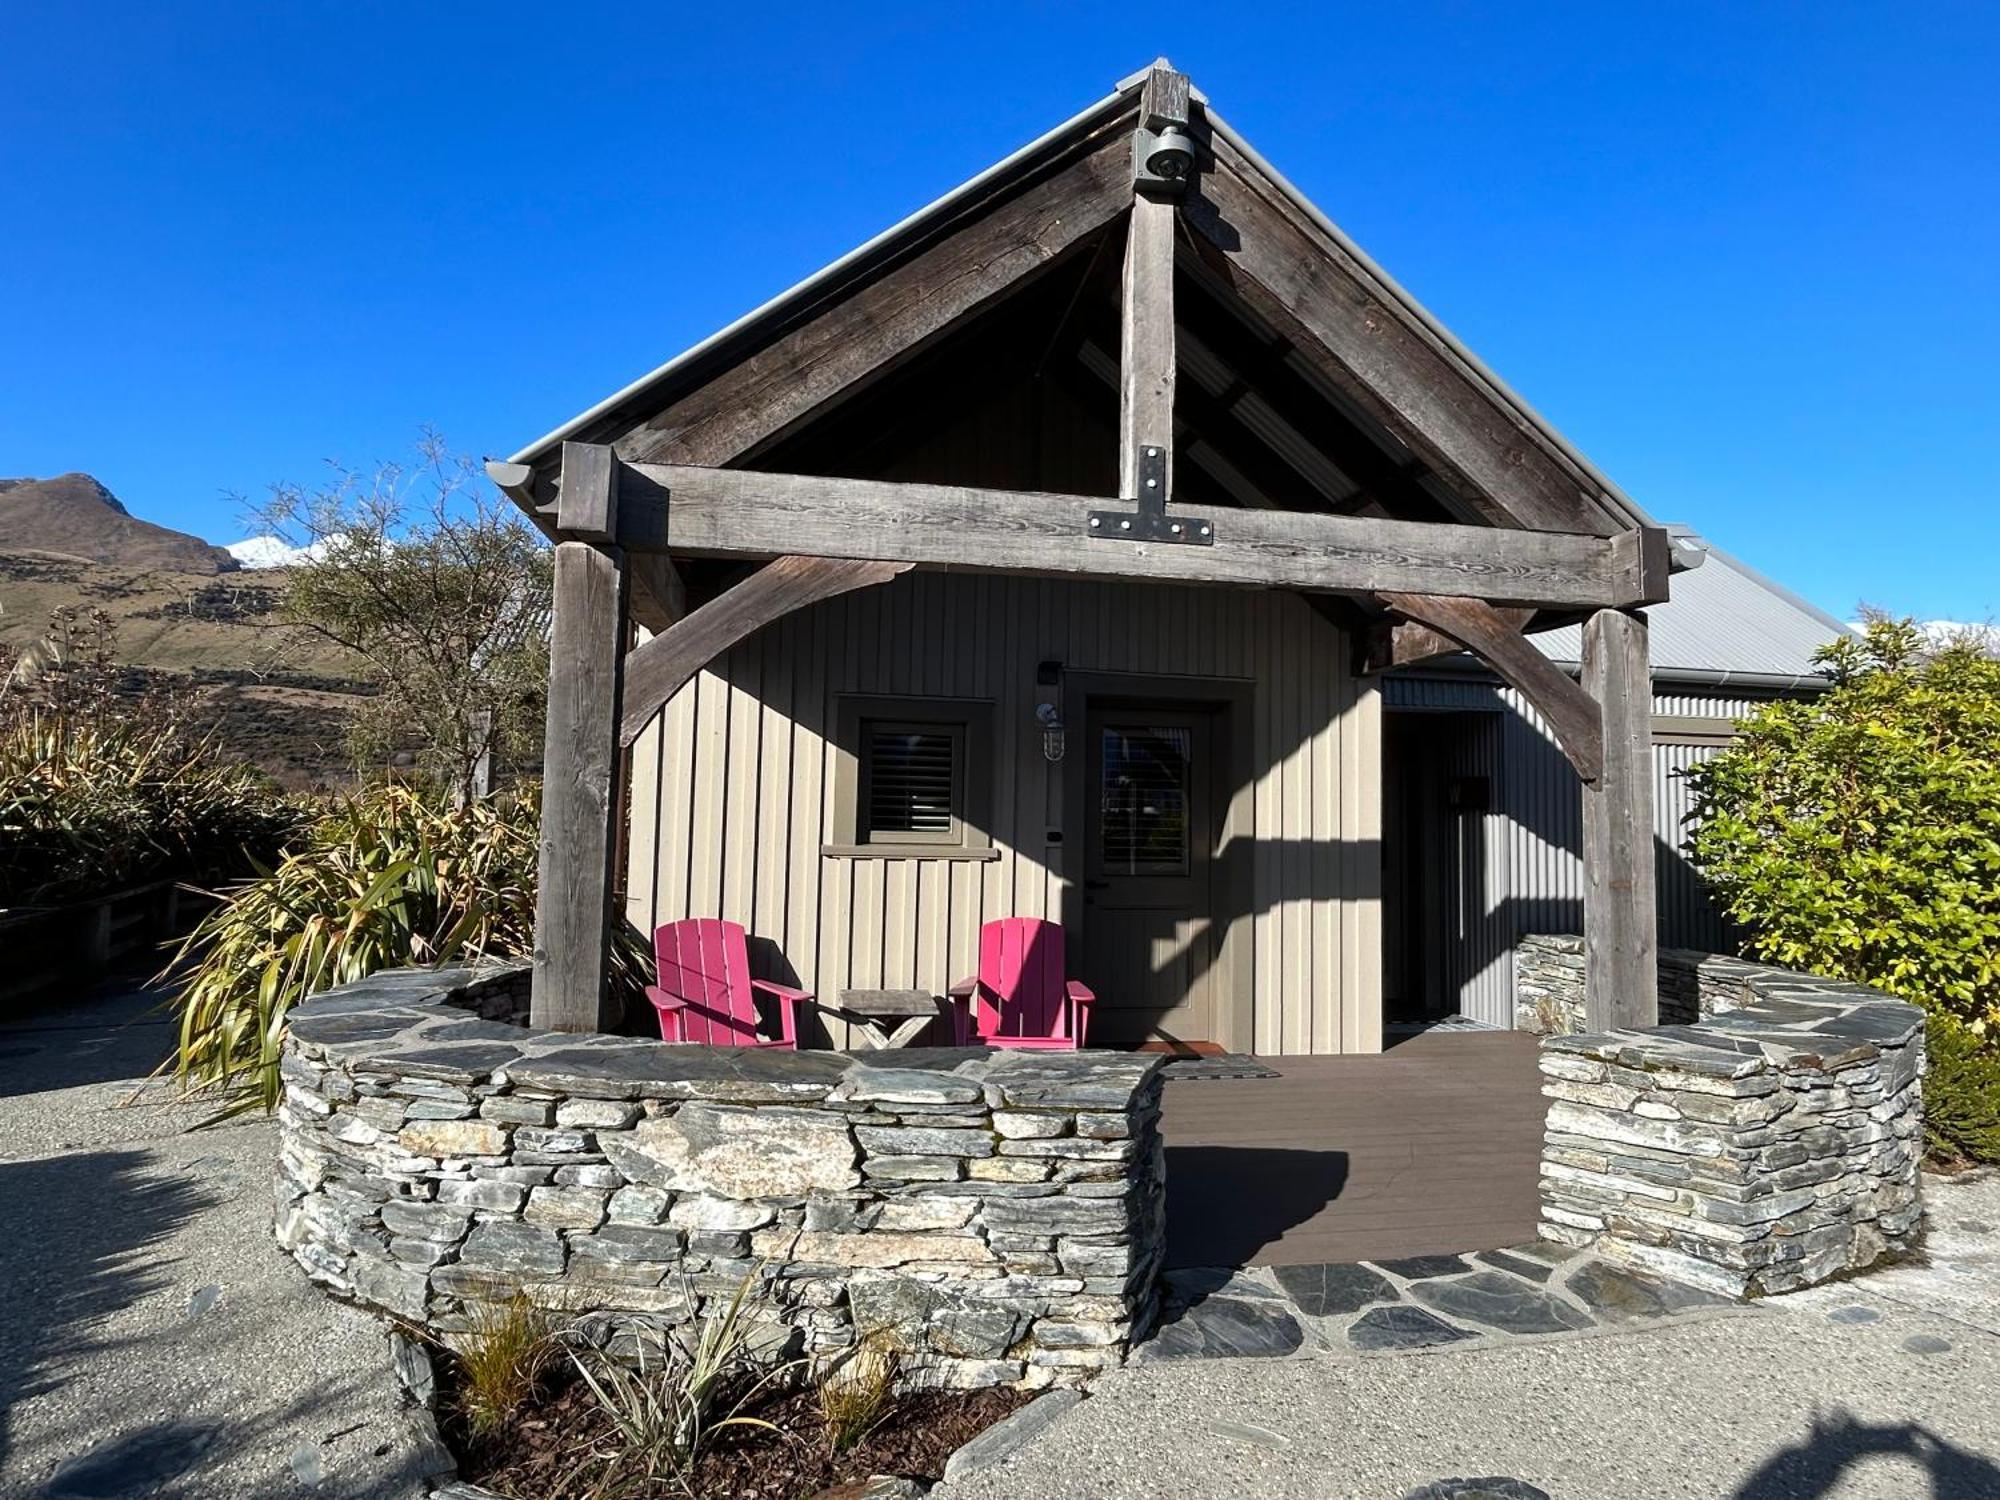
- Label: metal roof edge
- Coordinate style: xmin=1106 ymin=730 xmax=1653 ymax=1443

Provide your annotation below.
xmin=506 ymin=81 xmax=1142 ymax=467
xmin=1200 ymin=107 xmax=1657 ymax=533
xmin=1390 ymin=658 xmax=1832 ymax=695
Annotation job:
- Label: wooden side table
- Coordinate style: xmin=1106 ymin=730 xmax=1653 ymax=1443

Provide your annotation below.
xmin=828 ymin=989 xmax=947 ymax=1050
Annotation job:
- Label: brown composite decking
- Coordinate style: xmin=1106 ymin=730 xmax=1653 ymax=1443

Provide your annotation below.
xmin=1159 ymin=1029 xmax=1545 ymax=1269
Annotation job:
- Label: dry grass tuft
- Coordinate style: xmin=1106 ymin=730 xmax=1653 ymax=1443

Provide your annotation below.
xmin=452 ymin=1294 xmax=560 ymax=1440
xmin=817 ymin=1338 xmax=899 ymax=1454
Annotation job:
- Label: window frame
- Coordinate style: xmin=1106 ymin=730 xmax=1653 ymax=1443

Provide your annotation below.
xmin=827 ymin=696 xmax=998 ymax=860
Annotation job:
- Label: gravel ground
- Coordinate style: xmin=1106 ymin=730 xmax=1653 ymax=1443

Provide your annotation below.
xmin=6 ymin=981 xmax=1999 ymax=1500
xmin=939 ymin=1174 xmax=2000 ymax=1500
xmin=0 ymin=982 xmax=429 ymax=1500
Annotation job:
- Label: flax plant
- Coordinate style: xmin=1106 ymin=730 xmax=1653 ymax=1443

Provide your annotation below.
xmin=563 ymin=1270 xmax=792 ymax=1494
xmin=0 ymin=702 xmax=297 ymax=907
xmin=159 ymin=780 xmax=650 ymax=1119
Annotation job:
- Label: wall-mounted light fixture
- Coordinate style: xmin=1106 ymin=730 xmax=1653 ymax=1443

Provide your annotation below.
xmin=1035 ymin=660 xmax=1065 ymax=763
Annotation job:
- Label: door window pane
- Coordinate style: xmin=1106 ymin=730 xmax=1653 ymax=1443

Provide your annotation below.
xmin=1099 ymin=726 xmax=1192 ymax=873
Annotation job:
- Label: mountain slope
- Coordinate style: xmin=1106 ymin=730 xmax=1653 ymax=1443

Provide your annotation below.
xmin=0 ymin=472 xmax=237 ymax=573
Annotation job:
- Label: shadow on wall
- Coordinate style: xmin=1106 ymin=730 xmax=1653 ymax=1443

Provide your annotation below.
xmin=1163 ymin=1145 xmax=1349 ymax=1270
xmin=1732 ymin=1410 xmax=2000 ymax=1499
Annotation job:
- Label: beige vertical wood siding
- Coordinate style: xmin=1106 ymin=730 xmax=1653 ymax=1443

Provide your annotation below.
xmin=625 ymin=573 xmax=1381 ymax=1054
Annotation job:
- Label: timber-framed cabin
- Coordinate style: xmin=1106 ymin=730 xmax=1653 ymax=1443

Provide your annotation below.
xmin=493 ymin=61 xmax=1683 ymax=1054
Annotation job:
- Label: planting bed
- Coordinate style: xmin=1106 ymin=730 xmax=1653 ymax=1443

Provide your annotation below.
xmin=440 ymin=1351 xmax=1028 ymax=1499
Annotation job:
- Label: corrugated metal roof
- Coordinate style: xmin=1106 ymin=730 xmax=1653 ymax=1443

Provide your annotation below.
xmin=1526 ymin=527 xmax=1854 ymax=681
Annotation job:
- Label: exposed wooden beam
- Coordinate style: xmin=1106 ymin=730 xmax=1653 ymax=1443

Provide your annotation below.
xmin=628 ymin=553 xmax=687 ymax=626
xmin=623 ymin=463 xmax=1668 ymax=610
xmin=532 ymin=448 xmax=630 ymax=1031
xmin=1119 ymin=196 xmax=1177 ymax=499
xmin=619 ymin=555 xmax=911 ymax=747
xmin=1582 ymin=607 xmax=1659 ymax=1029
xmin=607 ymin=132 xmax=1134 ymax=471
xmin=1182 ymin=131 xmax=1626 ymax=537
xmin=554 ymin=440 xmax=618 ymax=541
xmin=489 ymin=457 xmax=683 ymax=633
xmin=1120 ymin=68 xmax=1182 ymax=500
xmin=1368 ymin=606 xmax=1534 ymax=670
xmin=1376 ymin=592 xmax=1604 ymax=782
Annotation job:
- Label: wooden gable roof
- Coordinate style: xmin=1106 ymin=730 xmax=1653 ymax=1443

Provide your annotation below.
xmin=497 ymin=64 xmax=1656 ymax=545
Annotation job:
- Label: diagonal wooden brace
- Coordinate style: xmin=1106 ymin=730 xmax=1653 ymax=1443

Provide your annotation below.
xmin=619 ymin=555 xmax=911 ymax=747
xmin=1376 ymin=590 xmax=1605 ymax=783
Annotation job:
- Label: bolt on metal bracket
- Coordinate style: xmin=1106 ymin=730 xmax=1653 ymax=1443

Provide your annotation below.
xmin=1086 ymin=446 xmax=1214 ymax=546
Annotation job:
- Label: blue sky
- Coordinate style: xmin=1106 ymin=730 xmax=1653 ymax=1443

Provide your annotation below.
xmin=2 ymin=3 xmax=1994 ymax=622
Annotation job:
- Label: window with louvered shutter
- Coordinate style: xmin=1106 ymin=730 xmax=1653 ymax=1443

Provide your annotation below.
xmin=860 ymin=720 xmax=964 ymax=844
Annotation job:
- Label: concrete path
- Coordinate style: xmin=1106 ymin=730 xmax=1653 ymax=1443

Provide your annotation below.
xmin=0 ymin=981 xmax=429 ymax=1500
xmin=942 ymin=1175 xmax=2000 ymax=1500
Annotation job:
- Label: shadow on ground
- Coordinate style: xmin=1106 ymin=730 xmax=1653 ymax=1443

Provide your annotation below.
xmin=1164 ymin=1145 xmax=1349 ymax=1269
xmin=1733 ymin=1409 xmax=2000 ymax=1499
xmin=0 ymin=980 xmax=177 ymax=1099
xmin=0 ymin=1149 xmax=213 ymax=1471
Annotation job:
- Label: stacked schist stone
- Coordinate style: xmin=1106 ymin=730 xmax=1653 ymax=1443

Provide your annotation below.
xmin=275 ymin=965 xmax=1167 ymax=1390
xmin=1515 ymin=934 xmax=1774 ymax=1036
xmin=1521 ymin=940 xmax=1926 ymax=1297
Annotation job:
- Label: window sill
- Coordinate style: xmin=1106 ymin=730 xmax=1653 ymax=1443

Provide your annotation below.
xmin=821 ymin=843 xmax=1001 ymax=862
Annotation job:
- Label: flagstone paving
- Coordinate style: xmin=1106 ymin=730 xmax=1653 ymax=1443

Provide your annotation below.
xmin=1135 ymin=1240 xmax=1739 ymax=1365
xmin=942 ymin=1173 xmax=2000 ymax=1499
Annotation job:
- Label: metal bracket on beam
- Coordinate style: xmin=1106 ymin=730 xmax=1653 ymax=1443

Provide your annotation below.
xmin=1086 ymin=446 xmax=1213 ymax=546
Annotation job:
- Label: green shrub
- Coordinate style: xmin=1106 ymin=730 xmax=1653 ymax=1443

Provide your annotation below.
xmin=0 ymin=605 xmax=302 ymax=907
xmin=1924 ymin=1012 xmax=2000 ymax=1168
xmin=1687 ymin=616 xmax=2000 ymax=1163
xmin=0 ymin=711 xmax=301 ymax=907
xmin=161 ymin=780 xmax=649 ymax=1116
xmin=1687 ymin=617 xmax=2000 ymax=1034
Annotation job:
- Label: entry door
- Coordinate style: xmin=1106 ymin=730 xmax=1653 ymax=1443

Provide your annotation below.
xmin=1078 ymin=706 xmax=1218 ymax=1046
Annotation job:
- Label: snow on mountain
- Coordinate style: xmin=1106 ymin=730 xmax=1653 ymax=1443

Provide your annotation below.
xmin=225 ymin=534 xmax=335 ymax=569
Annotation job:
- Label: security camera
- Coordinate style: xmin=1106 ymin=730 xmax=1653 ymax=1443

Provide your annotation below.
xmin=1134 ymin=124 xmax=1198 ymax=195
xmin=1145 ymin=126 xmax=1196 ymax=182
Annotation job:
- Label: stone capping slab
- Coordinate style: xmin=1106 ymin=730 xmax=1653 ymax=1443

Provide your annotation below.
xmin=285 ymin=968 xmax=1161 ymax=1107
xmin=1521 ymin=940 xmax=1926 ymax=1299
xmin=1535 ymin=956 xmax=1922 ymax=1076
xmin=276 ymin=963 xmax=1168 ymax=1393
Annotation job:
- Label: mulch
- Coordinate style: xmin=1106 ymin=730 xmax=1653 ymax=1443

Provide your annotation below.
xmin=446 ymin=1362 xmax=1030 ymax=1500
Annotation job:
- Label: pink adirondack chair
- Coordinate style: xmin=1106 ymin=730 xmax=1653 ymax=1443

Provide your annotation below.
xmin=947 ymin=917 xmax=1095 ymax=1050
xmin=647 ymin=918 xmax=809 ymax=1048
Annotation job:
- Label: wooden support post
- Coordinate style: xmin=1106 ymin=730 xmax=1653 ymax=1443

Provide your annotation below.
xmin=532 ymin=445 xmax=631 ymax=1032
xmin=1119 ymin=194 xmax=1176 ymax=500
xmin=1581 ymin=607 xmax=1658 ymax=1030
xmin=1118 ymin=65 xmax=1184 ymax=499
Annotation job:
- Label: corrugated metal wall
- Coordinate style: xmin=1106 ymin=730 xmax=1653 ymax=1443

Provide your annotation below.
xmin=1382 ymin=679 xmax=1757 ymax=1022
xmin=626 ymin=573 xmax=1382 ymax=1055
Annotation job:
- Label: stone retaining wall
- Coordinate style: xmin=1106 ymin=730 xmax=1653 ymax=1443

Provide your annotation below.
xmin=1520 ymin=937 xmax=1925 ymax=1296
xmin=275 ymin=965 xmax=1166 ymax=1389
xmin=1515 ymin=933 xmax=1775 ymax=1036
